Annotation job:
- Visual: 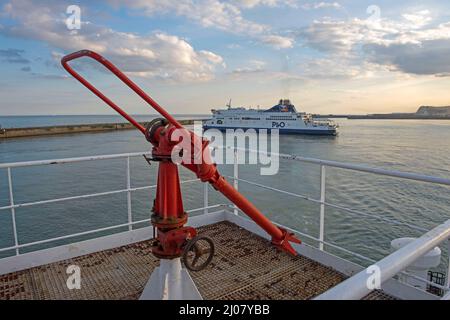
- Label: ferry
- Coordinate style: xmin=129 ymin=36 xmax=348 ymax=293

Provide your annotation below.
xmin=203 ymin=99 xmax=338 ymax=136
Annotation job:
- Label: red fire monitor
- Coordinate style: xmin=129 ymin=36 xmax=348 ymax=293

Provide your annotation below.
xmin=61 ymin=50 xmax=301 ymax=271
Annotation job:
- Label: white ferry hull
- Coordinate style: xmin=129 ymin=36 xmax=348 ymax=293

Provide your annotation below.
xmin=203 ymin=99 xmax=338 ymax=136
xmin=203 ymin=125 xmax=337 ymax=136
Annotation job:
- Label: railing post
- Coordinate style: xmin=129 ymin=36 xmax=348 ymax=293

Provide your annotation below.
xmin=319 ymin=165 xmax=326 ymax=251
xmin=126 ymin=157 xmax=132 ymax=231
xmin=7 ymin=168 xmax=19 ymax=255
xmin=233 ymin=149 xmax=239 ymax=215
xmin=447 ymin=239 xmax=450 ymax=289
xmin=203 ymin=183 xmax=209 ymax=215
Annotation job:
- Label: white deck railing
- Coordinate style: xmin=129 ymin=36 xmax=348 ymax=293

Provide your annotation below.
xmin=1 ymin=149 xmax=450 ymax=298
xmin=227 ymin=147 xmax=450 ymax=297
xmin=315 ymin=219 xmax=450 ymax=300
xmin=0 ymin=151 xmax=224 ymax=255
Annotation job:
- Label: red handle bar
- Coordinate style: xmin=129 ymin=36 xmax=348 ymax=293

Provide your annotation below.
xmin=61 ymin=50 xmax=184 ymax=134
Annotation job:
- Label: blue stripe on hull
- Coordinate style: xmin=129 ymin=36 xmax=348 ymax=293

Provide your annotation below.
xmin=202 ymin=126 xmax=337 ymax=136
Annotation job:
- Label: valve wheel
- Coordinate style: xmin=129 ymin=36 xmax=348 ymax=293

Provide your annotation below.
xmin=145 ymin=118 xmax=168 ymax=143
xmin=182 ymin=236 xmax=215 ymax=272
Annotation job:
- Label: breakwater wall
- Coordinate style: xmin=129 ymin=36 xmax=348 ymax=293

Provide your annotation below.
xmin=0 ymin=119 xmax=200 ymax=139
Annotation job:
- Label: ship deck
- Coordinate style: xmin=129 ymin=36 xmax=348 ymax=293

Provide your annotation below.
xmin=0 ymin=221 xmax=394 ymax=300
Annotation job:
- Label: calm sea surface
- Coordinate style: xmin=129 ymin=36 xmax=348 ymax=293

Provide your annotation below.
xmin=0 ymin=114 xmax=208 ymax=128
xmin=1 ymin=116 xmax=450 ymax=268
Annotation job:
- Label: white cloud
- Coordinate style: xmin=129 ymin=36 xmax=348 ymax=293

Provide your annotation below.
xmin=298 ymin=11 xmax=450 ymax=76
xmin=232 ymin=59 xmax=266 ymax=74
xmin=299 ymin=57 xmax=379 ymax=79
xmin=108 ymin=0 xmax=295 ymax=49
xmin=2 ymin=0 xmax=224 ymax=82
xmin=260 ymin=34 xmax=294 ymax=49
xmin=301 ymin=2 xmax=341 ymax=10
xmin=316 ymin=2 xmax=341 ymax=9
xmin=402 ymin=10 xmax=432 ymax=28
xmin=300 ymin=19 xmax=365 ymax=53
xmin=237 ymin=0 xmax=297 ymax=8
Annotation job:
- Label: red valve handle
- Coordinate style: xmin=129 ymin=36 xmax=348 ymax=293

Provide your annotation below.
xmin=61 ymin=50 xmax=184 ymax=134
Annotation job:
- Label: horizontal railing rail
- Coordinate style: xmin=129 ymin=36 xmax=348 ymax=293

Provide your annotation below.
xmin=226 ymin=175 xmax=430 ymax=233
xmin=0 ymin=204 xmax=224 ymax=254
xmin=0 ymin=151 xmax=152 ymax=169
xmin=0 ymin=179 xmax=200 ymax=211
xmin=0 ymin=151 xmax=224 ymax=256
xmin=221 ymin=146 xmax=450 ymax=186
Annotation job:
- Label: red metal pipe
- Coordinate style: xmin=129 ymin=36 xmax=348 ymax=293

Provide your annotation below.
xmin=61 ymin=50 xmax=183 ymax=132
xmin=61 ymin=50 xmax=301 ymax=256
xmin=214 ymin=176 xmax=284 ymax=239
xmin=182 ymin=159 xmax=300 ymax=255
xmin=154 ymin=161 xmax=185 ymax=221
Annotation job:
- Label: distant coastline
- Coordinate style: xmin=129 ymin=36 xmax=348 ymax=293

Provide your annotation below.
xmin=314 ymin=105 xmax=450 ymax=120
xmin=0 ymin=114 xmax=209 ymax=129
xmin=0 ymin=119 xmax=200 ymax=139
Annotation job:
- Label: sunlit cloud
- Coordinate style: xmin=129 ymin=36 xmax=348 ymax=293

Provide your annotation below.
xmin=1 ymin=0 xmax=450 ymax=115
xmin=297 ymin=11 xmax=450 ymax=76
xmin=108 ymin=0 xmax=295 ymax=49
xmin=2 ymin=0 xmax=225 ymax=82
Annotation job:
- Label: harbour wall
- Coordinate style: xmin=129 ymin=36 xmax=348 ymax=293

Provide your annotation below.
xmin=0 ymin=119 xmax=200 ymax=139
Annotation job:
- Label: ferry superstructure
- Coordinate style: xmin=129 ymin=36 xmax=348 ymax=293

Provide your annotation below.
xmin=203 ymin=99 xmax=337 ymax=136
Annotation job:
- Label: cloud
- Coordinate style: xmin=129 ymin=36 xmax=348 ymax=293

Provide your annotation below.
xmin=31 ymin=72 xmax=70 ymax=80
xmin=260 ymin=34 xmax=294 ymax=49
xmin=299 ymin=57 xmax=378 ymax=79
xmin=0 ymin=48 xmax=30 ymax=64
xmin=301 ymin=2 xmax=341 ymax=10
xmin=232 ymin=60 xmax=266 ymax=74
xmin=299 ymin=19 xmax=365 ymax=53
xmin=227 ymin=43 xmax=241 ymax=49
xmin=236 ymin=0 xmax=297 ymax=8
xmin=20 ymin=66 xmax=31 ymax=72
xmin=2 ymin=0 xmax=225 ymax=82
xmin=237 ymin=0 xmax=339 ymax=10
xmin=364 ymin=39 xmax=450 ymax=76
xmin=108 ymin=0 xmax=295 ymax=49
xmin=402 ymin=10 xmax=432 ymax=28
xmin=297 ymin=11 xmax=450 ymax=76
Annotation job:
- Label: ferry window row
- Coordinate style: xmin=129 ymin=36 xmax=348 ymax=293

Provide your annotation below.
xmin=267 ymin=117 xmax=295 ymax=120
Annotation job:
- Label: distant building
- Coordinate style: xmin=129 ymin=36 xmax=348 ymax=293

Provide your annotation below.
xmin=416 ymin=106 xmax=450 ymax=116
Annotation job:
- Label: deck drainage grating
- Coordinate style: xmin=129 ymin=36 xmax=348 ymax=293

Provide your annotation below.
xmin=0 ymin=221 xmax=396 ymax=300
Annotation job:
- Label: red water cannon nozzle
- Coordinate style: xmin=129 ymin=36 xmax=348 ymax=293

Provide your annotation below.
xmin=61 ymin=50 xmax=301 ymax=261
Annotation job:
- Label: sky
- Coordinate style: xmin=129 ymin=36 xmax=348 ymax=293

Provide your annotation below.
xmin=1 ymin=0 xmax=450 ymax=115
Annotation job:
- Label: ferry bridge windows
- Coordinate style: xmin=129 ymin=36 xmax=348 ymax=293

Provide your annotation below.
xmin=266 ymin=117 xmax=295 ymax=120
xmin=242 ymin=117 xmax=261 ymax=120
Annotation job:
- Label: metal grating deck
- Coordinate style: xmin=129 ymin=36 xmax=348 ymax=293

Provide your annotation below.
xmin=0 ymin=221 xmax=396 ymax=300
